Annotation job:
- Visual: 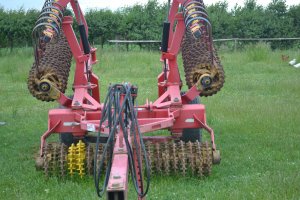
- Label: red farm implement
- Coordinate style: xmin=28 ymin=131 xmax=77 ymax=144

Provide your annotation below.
xmin=28 ymin=0 xmax=225 ymax=199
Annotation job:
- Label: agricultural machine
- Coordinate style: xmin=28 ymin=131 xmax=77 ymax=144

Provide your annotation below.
xmin=28 ymin=0 xmax=225 ymax=199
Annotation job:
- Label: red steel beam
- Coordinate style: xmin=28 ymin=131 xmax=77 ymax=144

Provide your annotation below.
xmin=106 ymin=129 xmax=129 ymax=200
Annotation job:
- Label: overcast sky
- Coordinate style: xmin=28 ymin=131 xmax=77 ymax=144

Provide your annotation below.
xmin=0 ymin=0 xmax=299 ymax=12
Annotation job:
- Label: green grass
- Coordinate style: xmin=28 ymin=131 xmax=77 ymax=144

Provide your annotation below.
xmin=0 ymin=46 xmax=300 ymax=200
xmin=244 ymin=42 xmax=271 ymax=62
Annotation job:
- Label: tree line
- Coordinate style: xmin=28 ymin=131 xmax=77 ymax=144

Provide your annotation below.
xmin=0 ymin=0 xmax=299 ymax=50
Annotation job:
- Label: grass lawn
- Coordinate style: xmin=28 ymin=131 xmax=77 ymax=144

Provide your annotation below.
xmin=0 ymin=45 xmax=300 ymax=200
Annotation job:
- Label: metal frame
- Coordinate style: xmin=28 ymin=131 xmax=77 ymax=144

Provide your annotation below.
xmin=37 ymin=0 xmax=218 ymax=199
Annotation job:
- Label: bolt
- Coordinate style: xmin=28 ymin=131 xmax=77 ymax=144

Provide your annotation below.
xmin=74 ymin=101 xmax=81 ymax=106
xmin=112 ymin=183 xmax=121 ymax=188
xmin=174 ymin=97 xmax=179 ymax=102
xmin=113 ymin=175 xmax=121 ymax=179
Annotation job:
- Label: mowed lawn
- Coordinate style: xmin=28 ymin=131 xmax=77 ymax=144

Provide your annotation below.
xmin=0 ymin=46 xmax=300 ymax=200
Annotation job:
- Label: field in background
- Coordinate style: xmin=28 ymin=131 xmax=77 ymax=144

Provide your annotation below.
xmin=0 ymin=45 xmax=300 ymax=199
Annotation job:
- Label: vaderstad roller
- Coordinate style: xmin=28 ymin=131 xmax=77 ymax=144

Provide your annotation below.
xmin=28 ymin=0 xmax=225 ymax=199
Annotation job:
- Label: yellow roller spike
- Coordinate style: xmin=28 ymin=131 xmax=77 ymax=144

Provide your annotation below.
xmin=76 ymin=140 xmax=86 ymax=178
xmin=67 ymin=144 xmax=76 ymax=176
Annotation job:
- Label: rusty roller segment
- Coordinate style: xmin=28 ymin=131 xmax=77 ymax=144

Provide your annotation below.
xmin=182 ymin=30 xmax=225 ymax=97
xmin=27 ymin=33 xmax=72 ymax=102
xmin=86 ymin=144 xmax=94 ymax=175
xmin=143 ymin=141 xmax=212 ymax=176
xmin=201 ymin=141 xmax=212 ymax=175
xmin=42 ymin=143 xmax=69 ymax=177
xmin=59 ymin=143 xmax=68 ymax=177
xmin=170 ymin=141 xmax=178 ymax=173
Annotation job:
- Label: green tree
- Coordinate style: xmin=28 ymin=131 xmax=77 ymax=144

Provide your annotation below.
xmin=0 ymin=0 xmax=299 ymax=50
xmin=266 ymin=0 xmax=294 ymax=48
xmin=288 ymin=4 xmax=300 ymax=36
xmin=0 ymin=7 xmax=7 ymax=47
xmin=231 ymin=0 xmax=266 ymax=38
xmin=0 ymin=8 xmax=39 ymax=50
xmin=207 ymin=1 xmax=234 ymax=39
xmin=85 ymin=9 xmax=120 ymax=48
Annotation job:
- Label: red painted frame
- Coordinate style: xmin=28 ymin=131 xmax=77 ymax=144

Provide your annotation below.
xmin=37 ymin=0 xmax=218 ymax=199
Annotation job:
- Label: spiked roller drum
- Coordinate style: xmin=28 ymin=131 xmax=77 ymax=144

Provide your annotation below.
xmin=181 ymin=0 xmax=225 ymax=97
xmin=37 ymin=140 xmax=213 ymax=178
xmin=27 ymin=0 xmax=72 ymax=101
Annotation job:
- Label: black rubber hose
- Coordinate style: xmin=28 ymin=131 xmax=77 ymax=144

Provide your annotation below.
xmin=79 ymin=24 xmax=90 ymax=54
xmin=94 ymin=85 xmax=133 ymax=197
xmin=93 ymin=84 xmax=150 ymax=198
xmin=161 ymin=22 xmax=170 ymax=53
